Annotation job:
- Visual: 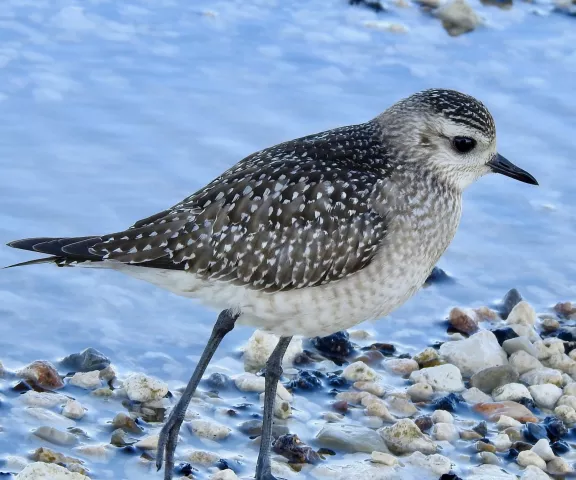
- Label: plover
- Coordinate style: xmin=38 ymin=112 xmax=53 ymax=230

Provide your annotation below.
xmin=6 ymin=89 xmax=537 ymax=480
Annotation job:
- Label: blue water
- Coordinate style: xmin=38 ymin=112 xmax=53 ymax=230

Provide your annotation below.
xmin=0 ymin=0 xmax=575 ymax=478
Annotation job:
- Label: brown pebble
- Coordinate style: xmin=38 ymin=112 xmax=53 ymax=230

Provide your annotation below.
xmin=511 ymin=441 xmax=533 ymax=452
xmin=272 ymin=434 xmax=321 ymax=464
xmin=16 ymin=361 xmax=64 ymax=390
xmin=473 ymin=401 xmax=538 ymax=423
xmin=449 ymin=307 xmax=479 ymax=334
xmin=414 ymin=415 xmax=433 ymax=432
xmin=354 ymin=350 xmax=385 ymax=365
xmin=554 ymin=301 xmax=576 ymax=318
xmin=32 ymin=447 xmax=83 ymax=466
xmin=332 ymin=400 xmax=349 ymax=413
xmin=474 ymin=306 xmax=499 ymax=322
xmin=111 ymin=412 xmax=143 ymax=434
xmin=460 ymin=430 xmax=483 ymax=440
xmin=475 ymin=441 xmax=496 ymax=453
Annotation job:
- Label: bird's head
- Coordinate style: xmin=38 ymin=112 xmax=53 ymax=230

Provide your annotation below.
xmin=378 ymin=88 xmax=538 ymax=191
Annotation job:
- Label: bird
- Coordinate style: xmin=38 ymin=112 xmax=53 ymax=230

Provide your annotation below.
xmin=5 ymin=88 xmax=537 ymax=480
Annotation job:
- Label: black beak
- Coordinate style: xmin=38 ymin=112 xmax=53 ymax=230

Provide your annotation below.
xmin=488 ymin=153 xmax=538 ymax=185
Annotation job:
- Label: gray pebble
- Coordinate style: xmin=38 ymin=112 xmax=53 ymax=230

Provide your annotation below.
xmin=470 ymin=365 xmax=519 ymax=393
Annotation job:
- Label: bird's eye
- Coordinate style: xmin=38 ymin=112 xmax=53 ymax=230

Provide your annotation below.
xmin=452 ymin=136 xmax=476 ymax=154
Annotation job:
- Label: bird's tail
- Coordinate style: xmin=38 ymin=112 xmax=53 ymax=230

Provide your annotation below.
xmin=5 ymin=236 xmax=104 ymax=268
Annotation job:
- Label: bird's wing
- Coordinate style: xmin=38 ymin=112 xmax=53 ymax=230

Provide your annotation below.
xmin=89 ymin=122 xmax=392 ymax=292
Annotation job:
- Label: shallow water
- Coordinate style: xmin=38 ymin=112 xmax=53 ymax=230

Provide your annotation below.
xmin=0 ymin=0 xmax=575 ymax=478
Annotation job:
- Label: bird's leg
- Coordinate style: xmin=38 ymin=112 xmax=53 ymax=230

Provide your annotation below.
xmin=255 ymin=336 xmax=292 ymax=480
xmin=156 ymin=308 xmax=239 ymax=480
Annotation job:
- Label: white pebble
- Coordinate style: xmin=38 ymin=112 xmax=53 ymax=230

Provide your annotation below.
xmin=234 ymin=373 xmax=292 ymax=401
xmin=384 ymin=358 xmax=419 ymax=376
xmin=496 ymin=415 xmax=522 ymax=430
xmin=557 ymin=395 xmax=576 ymax=410
xmin=492 ymin=383 xmax=532 ymax=403
xmin=25 ymin=408 xmax=75 ymax=428
xmin=135 ymin=435 xmax=159 ymax=450
xmin=517 ymin=450 xmax=546 ymax=470
xmin=431 ymin=422 xmax=459 ymax=442
xmin=62 ymin=399 xmax=85 ymax=420
xmin=431 ymin=410 xmax=454 ymax=424
xmin=371 ymin=451 xmax=398 ymax=466
xmin=189 ymin=419 xmax=231 ymax=440
xmin=530 ymin=439 xmax=555 ymax=462
xmin=210 ymin=469 xmax=239 ymax=480
xmin=520 ymin=465 xmax=551 ymax=480
xmin=520 ymin=368 xmax=563 ymax=387
xmin=73 ymin=444 xmax=114 ymax=463
xmin=509 ymin=351 xmax=543 ymax=375
xmin=462 ymin=387 xmax=492 ymax=404
xmin=15 ymin=462 xmax=90 ymax=479
xmin=409 ymin=364 xmax=464 ymax=392
xmin=19 ymin=391 xmax=68 ymax=408
xmin=123 ymin=373 xmax=168 ymax=402
xmin=507 ymin=301 xmax=537 ymax=326
xmin=493 ymin=433 xmax=512 ymax=451
xmin=407 ymin=382 xmax=434 ymax=402
xmin=242 ymin=331 xmax=302 ymax=372
xmin=69 ymin=371 xmax=102 ymax=390
xmin=564 ymin=383 xmax=576 ymax=396
xmin=354 ymin=381 xmax=386 ymax=397
xmin=554 ymin=404 xmax=576 ymax=425
xmin=529 ymin=384 xmax=563 ymax=410
xmin=342 ymin=361 xmax=380 ymax=382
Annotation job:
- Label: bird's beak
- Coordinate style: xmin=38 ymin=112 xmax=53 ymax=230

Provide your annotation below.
xmin=488 ymin=153 xmax=538 ymax=185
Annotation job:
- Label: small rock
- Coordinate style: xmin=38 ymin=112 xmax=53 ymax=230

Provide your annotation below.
xmin=69 ymin=371 xmax=102 ymax=390
xmin=61 ymin=348 xmax=110 ymax=372
xmin=189 ymin=420 xmax=231 ymax=440
xmin=16 ymin=361 xmax=64 ymax=390
xmin=62 ymin=400 xmax=85 ymax=420
xmin=496 ymin=415 xmax=522 ymax=429
xmin=32 ymin=447 xmax=83 ymax=466
xmin=185 ymin=450 xmax=220 ymax=465
xmin=73 ymin=444 xmax=114 ymax=462
xmin=210 ymin=469 xmax=239 ymax=480
xmin=409 ymin=364 xmax=464 ymax=392
xmin=492 ymin=327 xmax=519 ymax=346
xmin=413 ymin=347 xmax=439 ymax=367
xmin=523 ymin=423 xmax=548 ymax=443
xmin=384 ymin=358 xmax=419 ymax=376
xmin=439 ymin=331 xmax=507 ymax=377
xmin=517 ymin=450 xmax=546 ymax=470
xmin=470 ymin=365 xmax=519 ymax=393
xmin=15 ymin=462 xmax=90 ymax=479
xmin=473 ymin=420 xmax=488 ymax=437
xmin=545 ymin=353 xmax=576 ymax=374
xmin=500 ymin=289 xmax=524 ymax=319
xmin=414 ymin=415 xmax=433 ymax=432
xmin=20 ymin=391 xmax=68 ymax=408
xmin=316 ymin=424 xmax=389 ymax=453
xmin=34 ymin=426 xmax=78 ymax=446
xmin=553 ymin=404 xmax=576 ymax=425
xmin=289 ymin=370 xmax=322 ymax=390
xmin=462 ymin=387 xmax=492 ymax=404
xmin=237 ymin=419 xmax=289 ymax=438
xmin=385 ymin=392 xmax=418 ymax=417
xmin=556 ymin=394 xmax=576 ymax=410
xmin=431 ymin=422 xmax=459 ymax=442
xmin=542 ymin=416 xmax=568 ymax=440
xmin=510 ymin=351 xmax=544 ymax=375
xmin=243 ymin=331 xmax=303 ymax=371
xmin=546 ymin=456 xmax=574 ymax=474
xmin=407 ymin=382 xmax=434 ymax=402
xmin=554 ymin=301 xmax=576 ymax=319
xmin=534 ymin=339 xmax=565 ymax=360
xmin=424 ymin=266 xmax=452 ymax=286
xmin=206 ymin=372 xmax=230 ymax=390
xmin=435 ymin=0 xmax=481 ymax=36
xmin=493 ymin=433 xmax=512 ymax=451
xmin=448 ymin=307 xmax=478 ymax=334
xmin=564 ymin=383 xmax=576 ymax=396
xmin=111 ymin=412 xmax=142 ymax=434
xmin=479 ymin=451 xmax=501 ymax=465
xmin=492 ymin=383 xmax=532 ymax=403
xmin=342 ymin=361 xmax=380 ymax=382
xmin=503 ymin=337 xmax=539 ymax=357
xmin=273 ymin=434 xmax=321 ymax=464
xmin=233 ymin=373 xmax=292 ymax=401
xmin=99 ymin=365 xmax=116 ymax=381
xmin=431 ymin=393 xmax=462 ymax=412
xmin=110 ymin=428 xmax=134 ymax=447
xmin=354 ymin=381 xmax=386 ymax=397
xmin=404 ymin=451 xmax=452 ymax=476
xmin=468 ymin=464 xmax=517 ymax=479
xmin=540 ymin=317 xmax=560 ymax=333
xmin=135 ymin=434 xmax=159 ymax=450
xmin=379 ymin=418 xmax=437 ymax=454
xmin=521 ymin=465 xmax=551 ymax=480
xmin=475 ymin=440 xmax=496 ymax=453
xmin=312 ymin=331 xmax=354 ymax=358
xmin=507 ymin=301 xmax=537 ymax=327
xmin=123 ymin=373 xmax=167 ymax=402
xmin=530 ymin=439 xmax=555 ymax=462
xmin=371 ymin=451 xmax=398 ymax=465
xmin=520 ymin=368 xmax=563 ymax=387
xmin=473 ymin=401 xmax=538 ymax=423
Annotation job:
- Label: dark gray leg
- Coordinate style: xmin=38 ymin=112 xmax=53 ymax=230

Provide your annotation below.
xmin=156 ymin=309 xmax=239 ymax=480
xmin=255 ymin=336 xmax=292 ymax=480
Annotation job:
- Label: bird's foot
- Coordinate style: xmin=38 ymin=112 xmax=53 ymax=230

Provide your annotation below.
xmin=156 ymin=412 xmax=184 ymax=480
xmin=255 ymin=469 xmax=282 ymax=480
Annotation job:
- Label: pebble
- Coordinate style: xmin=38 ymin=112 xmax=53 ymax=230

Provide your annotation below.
xmin=61 ymin=399 xmax=85 ymax=420
xmin=476 ymin=440 xmax=496 ymax=453
xmin=431 ymin=393 xmax=462 ymax=412
xmin=404 ymin=451 xmax=452 ymax=476
xmin=16 ymin=361 xmax=64 ymax=390
xmin=123 ymin=373 xmax=168 ymax=402
xmin=99 ymin=365 xmax=116 ymax=382
xmin=492 ymin=327 xmax=519 ymax=346
xmin=238 ymin=419 xmax=288 ymax=437
xmin=189 ymin=419 xmax=231 ymax=440
xmin=185 ymin=450 xmax=220 ymax=465
xmin=413 ymin=347 xmax=439 ymax=367
xmin=316 ymin=424 xmax=389 ymax=453
xmin=500 ymin=288 xmax=524 ymax=318
xmin=20 ymin=391 xmax=68 ymax=408
xmin=69 ymin=371 xmax=102 ymax=390
xmin=243 ymin=331 xmax=303 ymax=371
xmin=135 ymin=434 xmax=159 ymax=450
xmin=546 ymin=456 xmax=574 ymax=474
xmin=448 ymin=307 xmax=479 ymax=334
xmin=554 ymin=301 xmax=576 ymax=318
xmin=462 ymin=387 xmax=492 ymax=404
xmin=507 ymin=301 xmax=537 ymax=327
xmin=431 ymin=422 xmax=459 ymax=442
xmin=517 ymin=450 xmax=547 ymax=470
xmin=73 ymin=444 xmax=114 ymax=462
xmin=492 ymin=383 xmax=532 ymax=403
xmin=479 ymin=451 xmax=500 ymax=465
xmin=435 ymin=0 xmax=481 ymax=36
xmin=111 ymin=412 xmax=142 ymax=434
xmin=210 ymin=470 xmax=239 ymax=480
xmin=503 ymin=337 xmax=539 ymax=357
xmin=384 ymin=358 xmax=419 ymax=376
xmin=234 ymin=373 xmax=292 ymax=401
xmin=312 ymin=331 xmax=354 ymax=358
xmin=407 ymin=382 xmax=434 ymax=402
xmin=32 ymin=446 xmax=82 ymax=466
xmin=370 ymin=451 xmax=398 ymax=466
xmin=61 ymin=348 xmax=110 ymax=372
xmin=564 ymin=383 xmax=576 ymax=396
xmin=473 ymin=401 xmax=538 ymax=423
xmin=553 ymin=404 xmax=576 ymax=425
xmin=557 ymin=394 xmax=576 ymax=410
xmin=520 ymin=368 xmax=563 ymax=387
xmin=545 ymin=353 xmax=576 ymax=374
xmin=510 ymin=351 xmax=544 ymax=375
xmin=385 ymin=392 xmax=418 ymax=417
xmin=15 ymin=462 xmax=90 ymax=479
xmin=541 ymin=317 xmax=560 ymax=332
xmin=379 ymin=418 xmax=437 ymax=454
xmin=497 ymin=415 xmax=523 ymax=429
xmin=439 ymin=331 xmax=507 ymax=377
xmin=354 ymin=381 xmax=386 ymax=397
xmin=521 ymin=465 xmax=551 ymax=480
xmin=530 ymin=439 xmax=555 ymax=461
xmin=542 ymin=416 xmax=568 ymax=440
xmin=470 ymin=365 xmax=519 ymax=393
xmin=534 ymin=339 xmax=565 ymax=361
xmin=25 ymin=407 xmax=75 ymax=427
xmin=409 ymin=364 xmax=464 ymax=392
xmin=524 ymin=422 xmax=548 ymax=442
xmin=467 ymin=464 xmax=517 ymax=479
xmin=364 ymin=397 xmax=396 ymax=421
xmin=493 ymin=433 xmax=512 ymax=451
xmin=342 ymin=361 xmax=380 ymax=382
xmin=272 ymin=434 xmax=321 ymax=464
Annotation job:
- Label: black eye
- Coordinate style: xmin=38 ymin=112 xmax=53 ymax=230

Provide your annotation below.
xmin=452 ymin=136 xmax=477 ymax=154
